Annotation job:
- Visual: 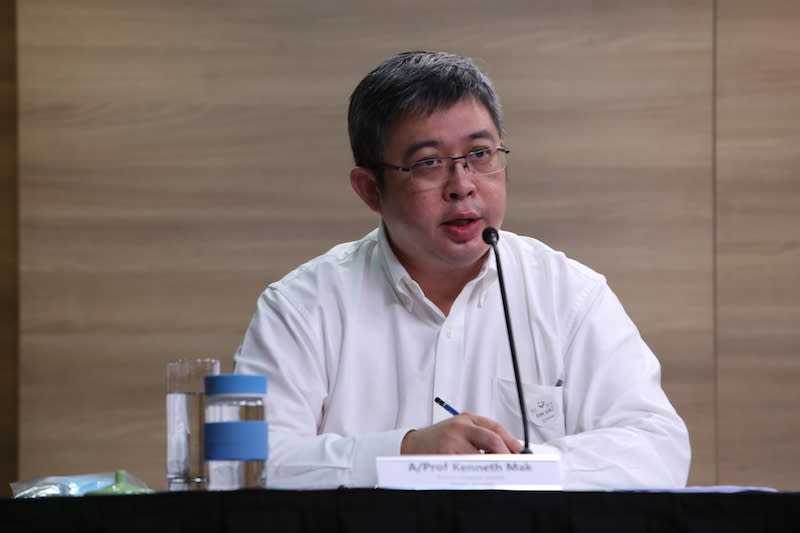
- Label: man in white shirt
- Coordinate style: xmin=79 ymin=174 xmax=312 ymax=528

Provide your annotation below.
xmin=234 ymin=51 xmax=690 ymax=490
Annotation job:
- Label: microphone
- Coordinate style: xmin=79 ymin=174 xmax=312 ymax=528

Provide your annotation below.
xmin=482 ymin=227 xmax=532 ymax=454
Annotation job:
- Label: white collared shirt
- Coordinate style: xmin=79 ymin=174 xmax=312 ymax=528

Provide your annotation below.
xmin=234 ymin=226 xmax=690 ymax=490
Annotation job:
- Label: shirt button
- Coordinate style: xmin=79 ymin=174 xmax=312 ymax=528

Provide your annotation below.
xmin=446 ymin=327 xmax=453 ymax=339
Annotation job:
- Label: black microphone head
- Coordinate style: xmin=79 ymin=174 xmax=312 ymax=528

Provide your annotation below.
xmin=482 ymin=226 xmax=499 ymax=245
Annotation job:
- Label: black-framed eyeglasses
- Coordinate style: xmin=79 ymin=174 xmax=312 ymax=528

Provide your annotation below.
xmin=381 ymin=146 xmax=510 ymax=183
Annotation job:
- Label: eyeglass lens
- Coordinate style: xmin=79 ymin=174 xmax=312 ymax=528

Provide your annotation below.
xmin=410 ymin=148 xmax=507 ymax=180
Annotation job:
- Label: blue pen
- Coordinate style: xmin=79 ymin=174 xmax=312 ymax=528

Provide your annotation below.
xmin=434 ymin=397 xmax=460 ymax=416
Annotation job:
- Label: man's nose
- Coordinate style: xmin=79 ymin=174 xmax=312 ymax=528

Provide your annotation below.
xmin=444 ymin=159 xmax=476 ymax=199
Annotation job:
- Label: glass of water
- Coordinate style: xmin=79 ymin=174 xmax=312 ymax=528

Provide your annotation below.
xmin=166 ymin=358 xmax=220 ymax=491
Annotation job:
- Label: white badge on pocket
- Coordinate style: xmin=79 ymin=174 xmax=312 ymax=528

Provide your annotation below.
xmin=530 ymin=397 xmax=558 ymax=426
xmin=494 ymin=378 xmax=566 ymax=441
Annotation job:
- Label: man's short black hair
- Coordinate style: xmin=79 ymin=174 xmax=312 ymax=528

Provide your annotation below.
xmin=348 ymin=51 xmax=504 ymax=189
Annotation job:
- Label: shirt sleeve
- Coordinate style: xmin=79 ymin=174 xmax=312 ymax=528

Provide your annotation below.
xmin=550 ymin=282 xmax=691 ymax=490
xmin=233 ymin=284 xmax=410 ymax=489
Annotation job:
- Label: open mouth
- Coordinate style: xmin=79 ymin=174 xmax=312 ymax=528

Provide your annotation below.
xmin=445 ymin=218 xmax=477 ymax=227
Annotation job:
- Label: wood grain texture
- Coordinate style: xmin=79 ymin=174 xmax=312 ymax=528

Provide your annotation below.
xmin=716 ymin=0 xmax=800 ymax=490
xmin=497 ymin=2 xmax=715 ymax=484
xmin=0 ymin=0 xmax=18 ymax=498
xmin=19 ymin=0 xmax=714 ymax=489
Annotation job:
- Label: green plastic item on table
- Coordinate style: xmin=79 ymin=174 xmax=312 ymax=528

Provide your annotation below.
xmin=85 ymin=470 xmax=155 ymax=496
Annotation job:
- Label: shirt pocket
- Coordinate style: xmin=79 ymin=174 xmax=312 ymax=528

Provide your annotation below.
xmin=493 ymin=377 xmax=566 ymax=444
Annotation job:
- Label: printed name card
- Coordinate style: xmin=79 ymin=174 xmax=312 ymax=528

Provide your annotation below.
xmin=376 ymin=454 xmax=562 ymax=490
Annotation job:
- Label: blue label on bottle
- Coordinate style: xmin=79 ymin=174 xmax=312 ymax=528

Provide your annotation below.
xmin=204 ymin=421 xmax=268 ymax=461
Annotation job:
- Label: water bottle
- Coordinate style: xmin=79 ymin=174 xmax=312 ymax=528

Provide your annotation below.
xmin=203 ymin=374 xmax=268 ymax=490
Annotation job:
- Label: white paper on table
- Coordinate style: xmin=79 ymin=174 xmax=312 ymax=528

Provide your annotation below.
xmin=376 ymin=453 xmax=562 ymax=490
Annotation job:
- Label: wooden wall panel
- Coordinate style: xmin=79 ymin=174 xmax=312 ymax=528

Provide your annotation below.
xmin=0 ymin=0 xmax=18 ymax=499
xmin=19 ymin=0 xmax=713 ymax=489
xmin=716 ymin=0 xmax=800 ymax=490
xmin=18 ymin=1 xmax=373 ymax=487
xmin=498 ymin=2 xmax=715 ymax=485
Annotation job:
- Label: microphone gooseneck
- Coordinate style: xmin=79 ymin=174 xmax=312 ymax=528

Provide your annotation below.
xmin=482 ymin=227 xmax=532 ymax=454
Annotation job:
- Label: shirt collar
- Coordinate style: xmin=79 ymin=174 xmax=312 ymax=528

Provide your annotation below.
xmin=376 ymin=223 xmax=418 ymax=312
xmin=376 ymin=223 xmax=500 ymax=312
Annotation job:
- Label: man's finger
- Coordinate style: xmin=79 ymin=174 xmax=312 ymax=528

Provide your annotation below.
xmin=464 ymin=414 xmax=522 ymax=453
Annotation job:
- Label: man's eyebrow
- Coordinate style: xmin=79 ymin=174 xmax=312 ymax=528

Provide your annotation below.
xmin=402 ymin=130 xmax=497 ymax=162
xmin=403 ymin=140 xmax=439 ymax=162
xmin=467 ymin=129 xmax=495 ymax=141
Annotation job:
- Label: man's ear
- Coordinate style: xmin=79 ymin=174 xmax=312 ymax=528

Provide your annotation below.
xmin=350 ymin=167 xmax=382 ymax=214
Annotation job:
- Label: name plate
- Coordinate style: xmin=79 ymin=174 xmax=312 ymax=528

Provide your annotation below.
xmin=376 ymin=454 xmax=562 ymax=490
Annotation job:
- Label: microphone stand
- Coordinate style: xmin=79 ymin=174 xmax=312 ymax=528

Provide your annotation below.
xmin=483 ymin=227 xmax=532 ymax=454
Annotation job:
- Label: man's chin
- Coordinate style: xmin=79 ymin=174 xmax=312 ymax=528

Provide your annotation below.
xmin=441 ymin=242 xmax=491 ymax=268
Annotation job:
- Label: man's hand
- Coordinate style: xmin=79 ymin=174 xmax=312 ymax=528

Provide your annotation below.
xmin=400 ymin=413 xmax=522 ymax=455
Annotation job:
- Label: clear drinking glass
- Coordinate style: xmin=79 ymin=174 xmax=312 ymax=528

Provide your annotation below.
xmin=165 ymin=358 xmax=220 ymax=491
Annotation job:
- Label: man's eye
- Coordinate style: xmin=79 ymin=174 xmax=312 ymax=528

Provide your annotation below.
xmin=470 ymin=149 xmax=491 ymax=160
xmin=413 ymin=158 xmax=443 ymax=169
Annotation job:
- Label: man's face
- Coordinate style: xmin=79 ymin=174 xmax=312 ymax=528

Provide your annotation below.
xmin=373 ymin=97 xmax=507 ymax=279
